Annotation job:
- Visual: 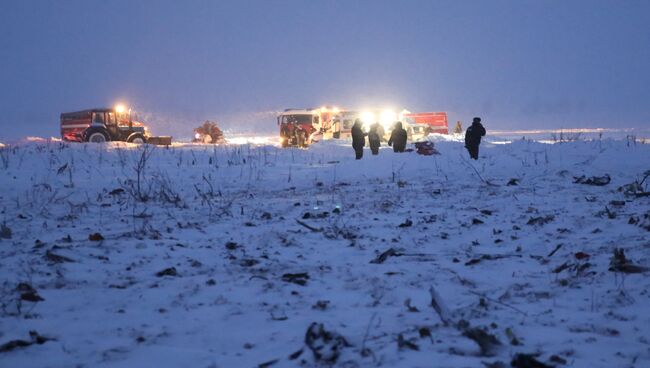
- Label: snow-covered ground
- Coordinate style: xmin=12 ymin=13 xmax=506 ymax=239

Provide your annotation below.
xmin=0 ymin=135 xmax=649 ymax=368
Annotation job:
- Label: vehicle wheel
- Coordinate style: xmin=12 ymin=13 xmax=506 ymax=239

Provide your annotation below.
xmin=85 ymin=129 xmax=109 ymax=143
xmin=127 ymin=133 xmax=146 ymax=144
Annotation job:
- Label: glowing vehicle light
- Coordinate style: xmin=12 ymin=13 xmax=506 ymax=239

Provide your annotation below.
xmin=115 ymin=104 xmax=126 ymax=114
xmin=360 ymin=111 xmax=375 ymax=124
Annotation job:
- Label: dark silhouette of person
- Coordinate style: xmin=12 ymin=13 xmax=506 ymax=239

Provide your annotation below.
xmin=453 ymin=121 xmax=463 ymax=134
xmin=351 ymin=119 xmax=366 ymax=159
xmin=464 ymin=117 xmax=486 ymax=160
xmin=368 ymin=122 xmax=381 ymax=155
xmin=387 ymin=121 xmax=407 ymax=152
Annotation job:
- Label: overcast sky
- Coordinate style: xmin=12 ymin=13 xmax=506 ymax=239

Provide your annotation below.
xmin=1 ymin=0 xmax=649 ymax=139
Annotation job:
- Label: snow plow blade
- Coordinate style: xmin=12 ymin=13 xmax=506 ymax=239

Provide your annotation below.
xmin=147 ymin=136 xmax=172 ymax=146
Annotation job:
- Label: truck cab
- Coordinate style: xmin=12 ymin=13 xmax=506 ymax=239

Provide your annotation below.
xmin=277 ymin=109 xmax=320 ymax=147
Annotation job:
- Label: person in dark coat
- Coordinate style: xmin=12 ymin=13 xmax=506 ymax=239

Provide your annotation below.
xmin=387 ymin=121 xmax=407 ymax=153
xmin=464 ymin=117 xmax=486 ymax=160
xmin=368 ymin=122 xmax=381 ymax=155
xmin=351 ymin=119 xmax=366 ymax=159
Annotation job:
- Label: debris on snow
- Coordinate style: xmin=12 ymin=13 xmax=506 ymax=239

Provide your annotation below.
xmin=527 ymin=215 xmax=555 ymax=226
xmin=510 ymin=353 xmax=554 ymax=368
xmin=304 ymin=323 xmax=351 ymax=363
xmin=573 ymin=174 xmax=611 ymax=186
xmin=88 ymin=232 xmax=104 ymax=241
xmin=282 ymin=272 xmax=309 ymax=286
xmin=609 ymin=248 xmax=649 ymax=274
xmin=155 ymin=267 xmax=179 ymax=277
xmin=0 ymin=331 xmax=55 ymax=353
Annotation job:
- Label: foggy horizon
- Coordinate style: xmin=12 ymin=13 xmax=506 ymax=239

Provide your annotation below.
xmin=1 ymin=0 xmax=649 ymax=140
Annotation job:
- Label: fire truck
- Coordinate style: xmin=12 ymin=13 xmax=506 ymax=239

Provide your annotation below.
xmin=60 ymin=105 xmax=171 ymax=145
xmin=277 ymin=107 xmax=449 ymax=146
xmin=402 ymin=112 xmax=448 ymax=134
xmin=277 ymin=107 xmax=339 ymax=147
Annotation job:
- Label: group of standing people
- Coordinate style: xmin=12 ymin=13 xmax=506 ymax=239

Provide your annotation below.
xmin=351 ymin=119 xmax=408 ymax=159
xmin=350 ymin=116 xmax=487 ymax=160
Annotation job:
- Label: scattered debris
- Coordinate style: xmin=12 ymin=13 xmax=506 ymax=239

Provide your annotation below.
xmin=507 ymin=178 xmax=519 ymax=186
xmin=17 ymin=283 xmax=44 ymax=302
xmin=510 ymin=353 xmax=554 ymax=368
xmin=574 ymin=251 xmax=590 ymax=260
xmin=108 ymin=188 xmax=125 ymax=195
xmin=304 ymin=323 xmax=351 ymax=363
xmin=609 ymin=248 xmax=649 ymax=274
xmin=505 ymin=327 xmax=521 ymax=346
xmin=397 ymin=333 xmax=420 ymax=351
xmin=547 ymin=244 xmax=562 ymax=257
xmin=472 ymin=218 xmax=485 ymax=225
xmin=404 ymin=298 xmax=419 ymax=312
xmin=628 ymin=212 xmax=650 ymax=231
xmin=296 ymin=219 xmax=322 ymax=232
xmin=462 ymin=327 xmax=502 ymax=357
xmin=0 ymin=331 xmax=55 ymax=353
xmin=225 ymin=241 xmax=239 ymax=250
xmin=527 ymin=215 xmax=555 ymax=226
xmin=312 ymin=300 xmax=329 ymax=310
xmin=418 ymin=327 xmax=432 ymax=341
xmin=573 ymin=174 xmax=611 ymax=186
xmin=398 ymin=219 xmax=413 ymax=227
xmin=371 ymin=248 xmax=401 ymax=264
xmin=0 ymin=223 xmax=12 ymax=239
xmin=282 ymin=272 xmax=309 ymax=286
xmin=429 ymin=286 xmax=452 ymax=325
xmin=302 ymin=211 xmax=329 ymax=219
xmin=45 ymin=250 xmax=75 ymax=263
xmin=465 ymin=253 xmax=522 ymax=266
xmin=88 ymin=233 xmax=104 ymax=241
xmin=156 ymin=267 xmax=178 ymax=277
xmin=239 ymin=258 xmax=259 ymax=267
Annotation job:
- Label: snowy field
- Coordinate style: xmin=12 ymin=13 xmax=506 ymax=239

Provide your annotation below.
xmin=0 ymin=135 xmax=649 ymax=368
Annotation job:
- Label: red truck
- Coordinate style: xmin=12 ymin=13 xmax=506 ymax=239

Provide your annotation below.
xmin=277 ymin=107 xmax=338 ymax=147
xmin=60 ymin=106 xmax=171 ymax=144
xmin=402 ymin=112 xmax=448 ymax=134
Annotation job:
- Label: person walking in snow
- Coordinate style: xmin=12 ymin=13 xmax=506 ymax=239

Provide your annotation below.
xmin=368 ymin=122 xmax=381 ymax=155
xmin=464 ymin=117 xmax=486 ymax=160
xmin=351 ymin=119 xmax=366 ymax=159
xmin=387 ymin=121 xmax=407 ymax=153
xmin=453 ymin=121 xmax=463 ymax=134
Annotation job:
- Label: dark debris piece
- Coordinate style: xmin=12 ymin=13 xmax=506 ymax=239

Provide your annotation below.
xmin=527 ymin=215 xmax=555 ymax=226
xmin=398 ymin=219 xmax=413 ymax=228
xmin=45 ymin=250 xmax=75 ymax=263
xmin=462 ymin=327 xmax=502 ymax=357
xmin=370 ymin=248 xmax=403 ymax=264
xmin=304 ymin=322 xmax=351 ymax=363
xmin=609 ymin=248 xmax=649 ymax=274
xmin=397 ymin=333 xmax=420 ymax=351
xmin=155 ymin=267 xmax=178 ymax=277
xmin=17 ymin=283 xmax=44 ymax=302
xmin=282 ymin=272 xmax=309 ymax=286
xmin=511 ymin=353 xmax=554 ymax=368
xmin=573 ymin=174 xmax=611 ymax=186
xmin=0 ymin=331 xmax=55 ymax=353
xmin=88 ymin=233 xmax=104 ymax=241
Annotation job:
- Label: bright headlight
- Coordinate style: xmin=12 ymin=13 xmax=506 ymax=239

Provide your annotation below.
xmin=361 ymin=111 xmax=375 ymax=124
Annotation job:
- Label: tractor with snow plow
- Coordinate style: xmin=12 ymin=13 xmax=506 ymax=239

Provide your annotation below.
xmin=60 ymin=106 xmax=171 ymax=145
